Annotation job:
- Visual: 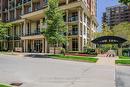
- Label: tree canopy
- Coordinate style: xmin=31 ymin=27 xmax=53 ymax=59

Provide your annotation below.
xmin=96 ymin=23 xmax=113 ymax=38
xmin=113 ymin=22 xmax=130 ymax=45
xmin=119 ymin=0 xmax=130 ymax=5
xmin=42 ymin=0 xmax=67 ymax=53
xmin=0 ymin=22 xmax=13 ymax=40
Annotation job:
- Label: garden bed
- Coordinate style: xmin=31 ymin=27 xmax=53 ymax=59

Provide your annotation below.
xmin=119 ymin=56 xmax=130 ymax=59
xmin=116 ymin=60 xmax=130 ymax=65
xmin=0 ymin=83 xmax=11 ymax=87
xmin=48 ymin=54 xmax=98 ymax=63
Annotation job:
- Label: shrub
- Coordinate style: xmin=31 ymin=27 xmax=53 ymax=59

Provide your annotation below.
xmin=83 ymin=48 xmax=97 ymax=55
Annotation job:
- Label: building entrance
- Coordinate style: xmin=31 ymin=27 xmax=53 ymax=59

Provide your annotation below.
xmin=34 ymin=40 xmax=42 ymax=53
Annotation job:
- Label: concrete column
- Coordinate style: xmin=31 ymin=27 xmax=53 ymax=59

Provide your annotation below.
xmin=78 ymin=8 xmax=81 ymax=51
xmin=22 ymin=0 xmax=24 ymax=15
xmin=24 ymin=40 xmax=25 ymax=52
xmin=40 ymin=19 xmax=43 ymax=31
xmin=82 ymin=10 xmax=84 ymax=50
xmin=26 ymin=40 xmax=28 ymax=52
xmin=45 ymin=39 xmax=47 ymax=53
xmin=78 ymin=37 xmax=81 ymax=51
xmin=14 ymin=0 xmax=16 ymax=19
xmin=31 ymin=0 xmax=33 ymax=12
xmin=78 ymin=8 xmax=81 ymax=36
xmin=66 ymin=0 xmax=68 ymax=4
xmin=66 ymin=10 xmax=69 ymax=51
xmin=8 ymin=0 xmax=10 ymax=21
xmin=42 ymin=39 xmax=45 ymax=53
xmin=12 ymin=26 xmax=15 ymax=51
xmin=33 ymin=40 xmax=34 ymax=52
xmin=23 ymin=19 xmax=26 ymax=36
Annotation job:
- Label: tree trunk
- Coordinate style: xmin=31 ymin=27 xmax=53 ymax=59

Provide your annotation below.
xmin=54 ymin=44 xmax=56 ymax=54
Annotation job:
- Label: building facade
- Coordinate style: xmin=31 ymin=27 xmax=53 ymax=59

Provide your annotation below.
xmin=103 ymin=5 xmax=130 ymax=28
xmin=0 ymin=0 xmax=97 ymax=53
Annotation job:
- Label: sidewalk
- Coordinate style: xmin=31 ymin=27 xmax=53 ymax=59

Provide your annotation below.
xmin=96 ymin=56 xmax=118 ymax=65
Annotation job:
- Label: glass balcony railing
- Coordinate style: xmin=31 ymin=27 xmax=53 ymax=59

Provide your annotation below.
xmin=68 ymin=16 xmax=78 ymax=22
xmin=24 ymin=30 xmax=41 ymax=36
xmin=16 ymin=2 xmax=22 ymax=7
xmin=68 ymin=31 xmax=78 ymax=36
xmin=23 ymin=0 xmax=31 ymax=4
xmin=7 ymin=35 xmax=21 ymax=40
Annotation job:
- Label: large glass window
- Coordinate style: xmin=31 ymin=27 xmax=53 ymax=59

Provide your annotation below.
xmin=72 ymin=38 xmax=78 ymax=51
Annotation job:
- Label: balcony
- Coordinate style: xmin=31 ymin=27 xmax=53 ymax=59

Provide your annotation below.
xmin=7 ymin=35 xmax=21 ymax=40
xmin=69 ymin=0 xmax=78 ymax=3
xmin=23 ymin=0 xmax=31 ymax=4
xmin=21 ymin=30 xmax=44 ymax=40
xmin=68 ymin=16 xmax=78 ymax=22
xmin=16 ymin=1 xmax=22 ymax=7
xmin=68 ymin=30 xmax=78 ymax=36
xmin=24 ymin=30 xmax=41 ymax=36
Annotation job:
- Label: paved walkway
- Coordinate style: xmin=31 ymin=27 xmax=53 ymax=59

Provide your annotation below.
xmin=116 ymin=66 xmax=130 ymax=87
xmin=96 ymin=56 xmax=118 ymax=65
xmin=0 ymin=55 xmax=116 ymax=87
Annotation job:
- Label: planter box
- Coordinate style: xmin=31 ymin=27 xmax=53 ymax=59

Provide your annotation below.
xmin=49 ymin=47 xmax=62 ymax=54
xmin=15 ymin=47 xmax=22 ymax=52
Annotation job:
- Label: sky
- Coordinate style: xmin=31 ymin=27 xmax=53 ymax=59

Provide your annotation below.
xmin=97 ymin=0 xmax=119 ymax=31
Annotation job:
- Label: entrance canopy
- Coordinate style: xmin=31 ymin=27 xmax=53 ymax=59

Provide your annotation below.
xmin=91 ymin=36 xmax=127 ymax=44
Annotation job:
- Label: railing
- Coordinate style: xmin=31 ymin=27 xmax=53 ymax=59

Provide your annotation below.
xmin=16 ymin=2 xmax=22 ymax=7
xmin=68 ymin=31 xmax=78 ymax=36
xmin=23 ymin=30 xmax=41 ymax=36
xmin=23 ymin=0 xmax=31 ymax=4
xmin=7 ymin=35 xmax=21 ymax=40
xmin=68 ymin=16 xmax=78 ymax=22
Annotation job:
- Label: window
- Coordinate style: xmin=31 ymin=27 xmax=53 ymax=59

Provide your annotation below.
xmin=72 ymin=38 xmax=78 ymax=51
xmin=72 ymin=25 xmax=78 ymax=35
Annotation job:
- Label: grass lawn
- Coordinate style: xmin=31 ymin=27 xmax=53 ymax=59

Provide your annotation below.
xmin=116 ymin=60 xmax=130 ymax=65
xmin=0 ymin=83 xmax=11 ymax=87
xmin=119 ymin=56 xmax=130 ymax=59
xmin=48 ymin=54 xmax=98 ymax=63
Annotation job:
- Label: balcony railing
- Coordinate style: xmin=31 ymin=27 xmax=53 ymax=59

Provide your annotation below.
xmin=68 ymin=16 xmax=78 ymax=22
xmin=23 ymin=30 xmax=41 ymax=36
xmin=16 ymin=2 xmax=22 ymax=7
xmin=7 ymin=35 xmax=21 ymax=40
xmin=68 ymin=31 xmax=78 ymax=36
xmin=23 ymin=0 xmax=31 ymax=3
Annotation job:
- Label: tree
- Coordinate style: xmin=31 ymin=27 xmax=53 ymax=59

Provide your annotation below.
xmin=0 ymin=22 xmax=13 ymax=50
xmin=113 ymin=22 xmax=130 ymax=45
xmin=95 ymin=23 xmax=114 ymax=52
xmin=95 ymin=23 xmax=113 ymax=38
xmin=42 ymin=0 xmax=67 ymax=54
xmin=119 ymin=0 xmax=130 ymax=5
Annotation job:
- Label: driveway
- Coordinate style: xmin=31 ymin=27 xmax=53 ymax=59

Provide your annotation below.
xmin=116 ymin=66 xmax=130 ymax=87
xmin=0 ymin=55 xmax=115 ymax=87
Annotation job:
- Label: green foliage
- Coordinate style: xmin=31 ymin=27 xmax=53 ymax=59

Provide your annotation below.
xmin=119 ymin=0 xmax=130 ymax=5
xmin=95 ymin=23 xmax=113 ymax=38
xmin=0 ymin=22 xmax=13 ymax=40
xmin=119 ymin=56 xmax=130 ymax=59
xmin=113 ymin=22 xmax=130 ymax=45
xmin=0 ymin=83 xmax=11 ymax=87
xmin=48 ymin=54 xmax=98 ymax=63
xmin=116 ymin=60 xmax=130 ymax=65
xmin=99 ymin=44 xmax=114 ymax=53
xmin=122 ymin=48 xmax=130 ymax=57
xmin=95 ymin=23 xmax=114 ymax=51
xmin=83 ymin=48 xmax=97 ymax=55
xmin=42 ymin=0 xmax=67 ymax=47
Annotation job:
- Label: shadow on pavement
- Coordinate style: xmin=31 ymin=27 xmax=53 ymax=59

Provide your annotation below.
xmin=24 ymin=54 xmax=49 ymax=58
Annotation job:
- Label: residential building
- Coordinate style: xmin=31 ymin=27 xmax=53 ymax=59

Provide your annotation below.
xmin=0 ymin=0 xmax=98 ymax=53
xmin=103 ymin=5 xmax=130 ymax=28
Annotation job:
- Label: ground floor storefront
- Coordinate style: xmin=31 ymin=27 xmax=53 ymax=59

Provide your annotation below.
xmin=0 ymin=37 xmax=87 ymax=53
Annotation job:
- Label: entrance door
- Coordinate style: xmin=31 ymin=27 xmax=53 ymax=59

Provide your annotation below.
xmin=34 ymin=40 xmax=42 ymax=53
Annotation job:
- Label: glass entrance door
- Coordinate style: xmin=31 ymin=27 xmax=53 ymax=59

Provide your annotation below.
xmin=34 ymin=40 xmax=42 ymax=53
